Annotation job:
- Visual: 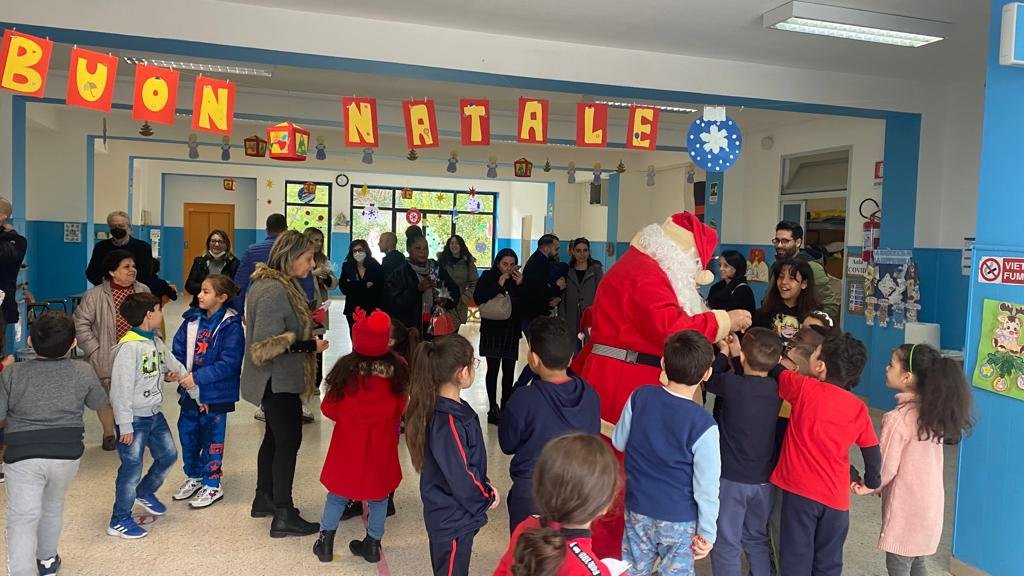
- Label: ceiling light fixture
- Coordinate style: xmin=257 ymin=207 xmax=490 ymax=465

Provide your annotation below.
xmin=763 ymin=2 xmax=950 ymax=48
xmin=595 ymin=101 xmax=697 ymax=114
xmin=122 ymin=56 xmax=273 ymax=77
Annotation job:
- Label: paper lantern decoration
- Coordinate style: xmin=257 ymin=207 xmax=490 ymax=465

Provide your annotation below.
xmin=244 ymin=135 xmax=268 ymax=157
xmin=406 ymin=208 xmax=423 ymax=225
xmin=223 ymin=178 xmax=236 ymax=191
xmin=514 ymin=158 xmax=533 ymax=178
xmin=687 ymin=112 xmax=743 ymax=173
xmin=401 ymin=187 xmax=414 ymax=200
xmin=267 ymin=121 xmax=310 ymax=161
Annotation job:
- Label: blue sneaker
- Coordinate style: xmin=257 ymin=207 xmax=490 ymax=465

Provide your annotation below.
xmin=135 ymin=494 xmax=166 ymax=516
xmin=107 ymin=518 xmax=148 ymax=539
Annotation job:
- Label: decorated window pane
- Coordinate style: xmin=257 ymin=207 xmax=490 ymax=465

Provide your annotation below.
xmin=455 ymin=213 xmax=494 ymax=265
xmin=284 ymin=180 xmax=332 ymax=257
xmin=285 ymin=181 xmax=330 ymax=205
xmin=456 ymin=192 xmax=495 ymax=213
xmin=351 ymin=185 xmax=394 ymax=208
xmin=396 ymin=190 xmax=455 ymax=211
xmin=352 ymin=209 xmax=394 ymax=261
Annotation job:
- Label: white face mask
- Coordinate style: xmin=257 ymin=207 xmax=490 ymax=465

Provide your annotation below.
xmin=209 ymin=250 xmax=226 ymax=259
xmin=353 ymin=251 xmax=367 ymax=263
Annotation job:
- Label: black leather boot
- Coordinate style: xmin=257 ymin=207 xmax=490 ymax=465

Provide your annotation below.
xmin=250 ymin=491 xmax=274 ymax=518
xmin=387 ymin=492 xmax=396 ymax=517
xmin=270 ymin=507 xmax=319 ymax=538
xmin=349 ymin=533 xmax=382 ymax=563
xmin=313 ymin=530 xmax=336 ymax=562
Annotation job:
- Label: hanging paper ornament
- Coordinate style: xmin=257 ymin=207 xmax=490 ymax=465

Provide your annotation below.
xmin=466 ymin=187 xmax=482 ymax=213
xmin=401 ymin=187 xmax=414 ymax=200
xmin=139 ymin=121 xmax=154 ymax=137
xmin=362 ymin=201 xmax=380 ymax=222
xmin=315 ymin=136 xmax=327 ymax=160
xmin=593 ymin=163 xmax=603 ymax=185
xmin=616 ymin=160 xmax=626 ymax=174
xmin=686 ymin=169 xmax=695 ymax=184
xmin=687 ymin=107 xmax=743 ymax=173
xmin=406 ymin=208 xmax=423 ymax=226
xmin=244 ymin=135 xmax=268 ymax=157
xmin=543 ymin=158 xmax=552 ymax=172
xmin=452 ymin=208 xmax=460 ymax=222
xmin=362 ymin=147 xmax=374 ymax=164
xmin=221 ymin=136 xmax=231 ymax=161
xmin=447 ymin=150 xmax=459 ymax=173
xmin=187 ymin=134 xmax=199 ymax=159
xmin=358 ymin=184 xmax=370 ymax=200
xmin=265 ymin=179 xmax=274 ymax=189
xmin=407 ymin=149 xmax=419 ymax=161
xmin=567 ymin=162 xmax=577 ymax=184
xmin=486 ymin=156 xmax=498 ymax=179
xmin=514 ymin=158 xmax=534 ymax=178
xmin=102 ymin=118 xmax=108 ymax=147
xmin=646 ymin=165 xmax=656 ymax=187
xmin=267 ymin=121 xmax=310 ymax=161
xmin=299 ymin=182 xmax=318 ymax=204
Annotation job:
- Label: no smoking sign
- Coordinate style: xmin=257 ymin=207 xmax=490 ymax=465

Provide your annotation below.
xmin=978 ymin=256 xmax=1024 ymax=285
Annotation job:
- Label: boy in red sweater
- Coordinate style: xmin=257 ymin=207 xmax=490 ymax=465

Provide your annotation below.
xmin=769 ymin=331 xmax=881 ymax=576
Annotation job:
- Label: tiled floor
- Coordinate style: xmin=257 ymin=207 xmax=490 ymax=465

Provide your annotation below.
xmin=1 ymin=297 xmax=957 ymax=575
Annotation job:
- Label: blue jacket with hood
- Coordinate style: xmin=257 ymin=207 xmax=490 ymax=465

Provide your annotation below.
xmin=171 ymin=304 xmax=244 ymax=407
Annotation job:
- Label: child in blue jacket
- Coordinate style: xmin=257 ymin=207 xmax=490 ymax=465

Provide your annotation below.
xmin=405 ymin=335 xmax=499 ymax=576
xmin=170 ymin=274 xmax=244 ymax=509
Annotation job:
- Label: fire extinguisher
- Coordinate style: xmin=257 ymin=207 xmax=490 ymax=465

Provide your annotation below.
xmin=860 ymin=198 xmax=881 ymax=263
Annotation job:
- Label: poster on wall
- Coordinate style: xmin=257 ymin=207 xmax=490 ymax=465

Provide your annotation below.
xmin=746 ymin=248 xmax=769 ymax=283
xmin=972 ymin=298 xmax=1024 ymax=401
xmin=63 ymin=223 xmax=81 ymax=243
xmin=846 ymin=254 xmax=867 ymax=316
xmin=864 ymin=250 xmax=919 ymax=328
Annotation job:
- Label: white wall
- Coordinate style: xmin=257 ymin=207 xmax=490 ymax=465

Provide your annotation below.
xmin=162 ymin=174 xmax=258 ymax=227
xmin=0 ymin=92 xmax=11 ymax=206
xmin=723 ymin=116 xmax=885 ymax=246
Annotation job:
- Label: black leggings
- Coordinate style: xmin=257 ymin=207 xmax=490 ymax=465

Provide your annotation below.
xmin=256 ymin=382 xmax=303 ymax=509
xmin=485 ymin=357 xmax=516 ymax=413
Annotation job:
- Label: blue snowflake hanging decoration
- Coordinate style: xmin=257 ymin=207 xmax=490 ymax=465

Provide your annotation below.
xmin=687 ymin=116 xmax=742 ymax=173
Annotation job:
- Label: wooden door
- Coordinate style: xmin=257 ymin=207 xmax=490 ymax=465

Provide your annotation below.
xmin=183 ymin=203 xmax=235 ymax=287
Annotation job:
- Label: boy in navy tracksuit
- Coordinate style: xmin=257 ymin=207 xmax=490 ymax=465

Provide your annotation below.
xmin=612 ymin=330 xmax=721 ymax=575
xmin=705 ymin=328 xmax=783 ymax=576
xmin=499 ymin=316 xmax=601 ymax=533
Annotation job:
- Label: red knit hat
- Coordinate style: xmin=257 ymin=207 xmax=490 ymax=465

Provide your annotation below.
xmin=352 ymin=308 xmax=392 ymax=357
xmin=661 ymin=212 xmax=719 ymax=285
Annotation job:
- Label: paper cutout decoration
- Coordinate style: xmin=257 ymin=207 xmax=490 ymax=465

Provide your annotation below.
xmin=514 ymin=158 xmax=534 ymax=178
xmin=406 ymin=208 xmax=423 ymax=226
xmin=0 ymin=30 xmax=53 ymax=97
xmin=486 ymin=156 xmax=498 ymax=179
xmin=220 ymin=136 xmax=231 ymax=161
xmin=466 ymin=188 xmax=482 ymax=213
xmin=138 ymin=122 xmax=154 ymax=137
xmin=407 ymin=149 xmax=419 ymax=161
xmin=626 ymin=105 xmax=660 ymax=150
xmin=646 ymin=165 xmax=656 ymax=187
xmin=687 ymin=113 xmax=743 ymax=173
xmin=299 ymin=182 xmax=318 ymax=204
xmin=616 ymin=160 xmax=626 ymax=173
xmin=403 ymin=99 xmax=440 ymax=148
xmin=361 ymin=201 xmax=380 ymax=223
xmin=973 ymin=299 xmax=1024 ymax=401
xmin=576 ymin=103 xmax=609 ymax=147
xmin=342 ymin=97 xmax=379 ymax=147
xmin=518 ymin=97 xmax=549 ymax=144
xmin=187 ymin=134 xmax=199 ymax=159
xmin=267 ymin=121 xmax=310 ymax=161
xmin=460 ymin=99 xmax=490 ymax=145
xmin=447 ymin=151 xmax=458 ymax=173
xmin=66 ymin=47 xmax=117 ymax=111
xmin=593 ymin=163 xmax=603 ymax=185
xmin=244 ymin=135 xmax=268 ymax=157
xmin=192 ymin=76 xmax=235 ymax=135
xmin=362 ymin=147 xmax=374 ymax=164
xmin=543 ymin=158 xmax=552 ymax=172
xmin=132 ymin=64 xmax=180 ymax=125
xmin=315 ymin=136 xmax=327 ymax=160
xmin=567 ymin=162 xmax=577 ymax=184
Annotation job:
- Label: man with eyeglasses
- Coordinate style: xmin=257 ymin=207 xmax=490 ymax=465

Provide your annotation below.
xmin=772 ymin=221 xmax=838 ymax=319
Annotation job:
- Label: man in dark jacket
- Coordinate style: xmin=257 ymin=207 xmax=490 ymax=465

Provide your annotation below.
xmin=85 ymin=210 xmax=153 ymax=286
xmin=498 ymin=316 xmax=600 ymax=532
xmin=233 ymin=213 xmax=287 ymax=311
xmin=512 ymin=234 xmax=566 ymax=390
xmin=0 ymin=197 xmax=26 ymax=355
xmin=378 ymin=232 xmax=405 ymax=279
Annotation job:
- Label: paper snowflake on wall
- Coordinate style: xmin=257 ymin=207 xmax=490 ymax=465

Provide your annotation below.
xmin=687 ymin=115 xmax=743 ymax=173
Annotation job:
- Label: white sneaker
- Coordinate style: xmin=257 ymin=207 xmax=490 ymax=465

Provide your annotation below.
xmin=189 ymin=486 xmax=224 ymax=508
xmin=301 ymin=403 xmax=314 ymax=424
xmin=254 ymin=406 xmax=266 ymax=422
xmin=172 ymin=477 xmax=203 ymax=501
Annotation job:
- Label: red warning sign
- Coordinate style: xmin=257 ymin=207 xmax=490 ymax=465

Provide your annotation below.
xmin=978 ymin=256 xmax=1024 ymax=285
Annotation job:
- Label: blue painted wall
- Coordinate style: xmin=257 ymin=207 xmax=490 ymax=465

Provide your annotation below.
xmin=952 ymin=3 xmax=1024 ymax=573
xmin=25 ymin=221 xmax=89 ymax=302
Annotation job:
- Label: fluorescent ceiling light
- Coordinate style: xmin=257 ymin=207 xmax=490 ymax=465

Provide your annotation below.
xmin=595 ymin=100 xmax=697 ymax=114
xmin=763 ymin=2 xmax=950 ymax=47
xmin=122 ymin=56 xmax=272 ymax=77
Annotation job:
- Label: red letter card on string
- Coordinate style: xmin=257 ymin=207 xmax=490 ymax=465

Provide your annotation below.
xmin=66 ymin=47 xmax=118 ymax=111
xmin=132 ymin=64 xmax=180 ymax=125
xmin=518 ymin=97 xmax=549 ymax=144
xmin=627 ymin=105 xmax=660 ymax=150
xmin=403 ymin=99 xmax=440 ymax=148
xmin=460 ymin=99 xmax=490 ymax=145
xmin=192 ymin=76 xmax=235 ymax=135
xmin=576 ymin=102 xmax=608 ymax=148
xmin=343 ymin=97 xmax=379 ymax=147
xmin=0 ymin=30 xmax=53 ymax=97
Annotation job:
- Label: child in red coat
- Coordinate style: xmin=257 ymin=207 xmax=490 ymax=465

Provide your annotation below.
xmin=313 ymin=308 xmax=409 ymax=564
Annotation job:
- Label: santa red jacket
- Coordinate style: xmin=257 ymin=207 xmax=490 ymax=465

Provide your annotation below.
xmin=320 ymin=366 xmax=407 ymax=501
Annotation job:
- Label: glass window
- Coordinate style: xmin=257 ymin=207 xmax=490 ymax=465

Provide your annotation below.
xmin=285 ymin=181 xmax=331 ymax=257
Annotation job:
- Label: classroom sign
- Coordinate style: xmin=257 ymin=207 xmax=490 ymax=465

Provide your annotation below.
xmin=972 ymin=298 xmax=1024 ymax=401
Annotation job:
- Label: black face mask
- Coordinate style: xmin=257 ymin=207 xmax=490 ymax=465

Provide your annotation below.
xmin=110 ymin=227 xmax=128 ymax=240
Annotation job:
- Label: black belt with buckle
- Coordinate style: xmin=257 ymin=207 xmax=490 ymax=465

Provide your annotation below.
xmin=591 ymin=343 xmax=662 ymax=368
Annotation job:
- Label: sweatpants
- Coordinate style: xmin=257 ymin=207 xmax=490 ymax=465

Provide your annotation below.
xmin=428 ymin=531 xmax=477 ymax=576
xmin=5 ymin=458 xmax=80 ymax=576
xmin=178 ymin=409 xmax=228 ymax=488
xmin=779 ymin=490 xmax=849 ymax=576
xmin=255 ymin=382 xmax=303 ymax=509
xmin=712 ymin=479 xmax=773 ymax=576
xmin=885 ymin=552 xmax=929 ymax=576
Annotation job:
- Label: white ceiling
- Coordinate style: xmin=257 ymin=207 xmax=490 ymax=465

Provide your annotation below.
xmin=216 ymin=0 xmax=987 ymax=84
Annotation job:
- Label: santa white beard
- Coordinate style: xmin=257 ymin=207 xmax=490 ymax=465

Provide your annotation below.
xmin=633 ymin=224 xmax=709 ymax=317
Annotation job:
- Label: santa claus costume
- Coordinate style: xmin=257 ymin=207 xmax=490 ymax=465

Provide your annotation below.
xmin=571 ymin=212 xmax=740 ymax=558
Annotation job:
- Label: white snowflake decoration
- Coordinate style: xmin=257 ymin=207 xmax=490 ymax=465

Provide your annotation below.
xmin=361 ymin=201 xmax=380 ymax=223
xmin=687 ymin=115 xmax=743 ymax=173
xmin=700 ymin=125 xmax=730 ymax=155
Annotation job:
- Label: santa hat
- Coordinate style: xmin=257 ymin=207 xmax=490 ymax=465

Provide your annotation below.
xmin=352 ymin=307 xmax=392 ymax=357
xmin=660 ymin=212 xmax=718 ymax=285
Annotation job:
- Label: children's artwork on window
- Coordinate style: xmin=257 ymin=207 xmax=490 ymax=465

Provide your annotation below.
xmin=746 ymin=248 xmax=768 ymax=283
xmin=973 ymin=299 xmax=1024 ymax=401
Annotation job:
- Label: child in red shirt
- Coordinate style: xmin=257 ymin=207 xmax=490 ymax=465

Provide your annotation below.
xmin=494 ymin=433 xmax=623 ymax=576
xmin=769 ymin=331 xmax=881 ymax=576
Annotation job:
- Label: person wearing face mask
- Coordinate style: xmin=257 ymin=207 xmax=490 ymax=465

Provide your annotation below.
xmin=86 ymin=211 xmax=154 ymax=286
xmin=340 ymin=240 xmax=384 ymax=335
xmin=185 ymin=230 xmax=240 ymax=308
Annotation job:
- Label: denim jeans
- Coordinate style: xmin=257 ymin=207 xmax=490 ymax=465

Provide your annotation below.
xmin=111 ymin=412 xmax=178 ymax=521
xmin=178 ymin=408 xmax=228 ymax=488
xmin=320 ymin=493 xmax=388 ymax=539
